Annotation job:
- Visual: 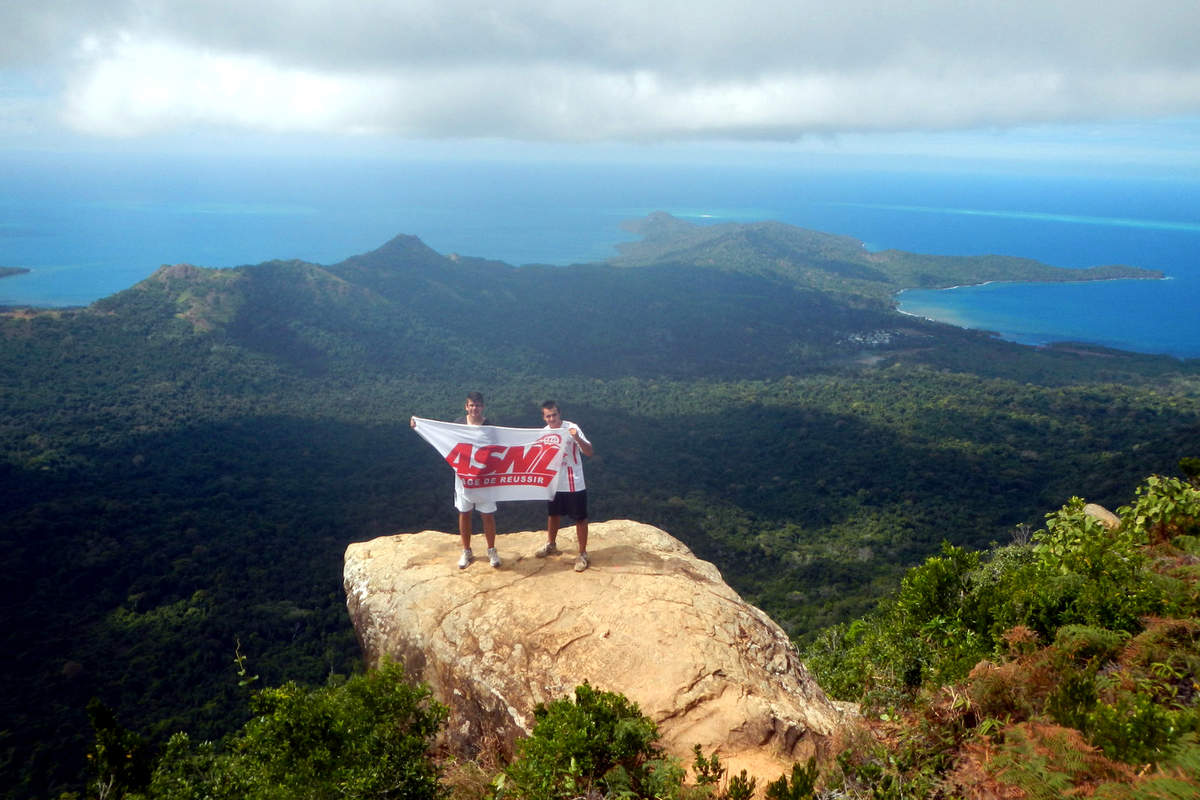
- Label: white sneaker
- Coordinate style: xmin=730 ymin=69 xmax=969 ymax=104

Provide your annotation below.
xmin=487 ymin=547 xmax=502 ymax=568
xmin=574 ymin=552 xmax=590 ymax=572
xmin=534 ymin=541 xmax=560 ymax=558
xmin=457 ymin=548 xmax=473 ymax=569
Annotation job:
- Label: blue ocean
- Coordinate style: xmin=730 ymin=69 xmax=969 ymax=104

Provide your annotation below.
xmin=1 ymin=151 xmax=1198 ymax=358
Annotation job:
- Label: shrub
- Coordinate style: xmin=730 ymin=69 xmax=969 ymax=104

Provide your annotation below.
xmin=1014 ymin=498 xmax=1160 ymax=634
xmin=763 ymin=758 xmax=818 ymax=800
xmin=1051 ymin=625 xmax=1129 ymax=668
xmin=1081 ymin=692 xmax=1195 ymax=765
xmin=138 ymin=660 xmax=446 ymax=800
xmin=84 ymin=698 xmax=155 ymax=800
xmin=500 ymin=683 xmax=667 ymax=800
xmin=892 ymin=543 xmax=991 ymax=686
xmin=1121 ymin=475 xmax=1200 ymax=543
xmin=688 ymin=746 xmax=759 ymax=800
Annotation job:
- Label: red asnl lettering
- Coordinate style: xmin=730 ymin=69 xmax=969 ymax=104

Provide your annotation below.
xmin=445 ymin=443 xmax=474 ymax=474
xmin=486 ymin=444 xmax=545 ymax=476
xmin=472 ymin=445 xmax=506 ymax=475
xmin=532 ymin=444 xmax=560 ymax=474
xmin=447 ymin=441 xmax=561 ymax=479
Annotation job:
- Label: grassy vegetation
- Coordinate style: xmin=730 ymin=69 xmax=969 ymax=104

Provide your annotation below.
xmin=801 ymin=467 xmax=1200 ymax=797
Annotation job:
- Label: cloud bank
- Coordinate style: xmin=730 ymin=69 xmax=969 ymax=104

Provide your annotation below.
xmin=6 ymin=0 xmax=1200 ymax=142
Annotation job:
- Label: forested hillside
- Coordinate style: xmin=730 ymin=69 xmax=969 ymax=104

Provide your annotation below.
xmin=1 ymin=214 xmax=1196 ymax=798
xmin=74 ymin=473 xmax=1200 ymax=799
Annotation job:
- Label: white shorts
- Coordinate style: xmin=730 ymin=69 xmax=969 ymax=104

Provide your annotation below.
xmin=454 ymin=487 xmax=497 ymax=515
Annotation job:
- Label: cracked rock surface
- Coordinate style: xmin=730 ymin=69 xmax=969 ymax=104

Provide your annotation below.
xmin=344 ymin=520 xmax=853 ymax=780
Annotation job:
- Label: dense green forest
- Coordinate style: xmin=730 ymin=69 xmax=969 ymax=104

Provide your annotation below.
xmin=1 ymin=214 xmax=1197 ymax=798
xmin=69 ymin=472 xmax=1200 ymax=799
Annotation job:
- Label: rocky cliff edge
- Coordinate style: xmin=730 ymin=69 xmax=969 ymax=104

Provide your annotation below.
xmin=343 ymin=520 xmax=856 ymax=781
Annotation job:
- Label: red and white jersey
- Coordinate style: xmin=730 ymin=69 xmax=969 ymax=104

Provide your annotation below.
xmin=545 ymin=421 xmax=589 ymax=492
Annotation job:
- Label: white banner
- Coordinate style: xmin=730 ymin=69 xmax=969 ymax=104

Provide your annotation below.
xmin=412 ymin=418 xmax=568 ymax=503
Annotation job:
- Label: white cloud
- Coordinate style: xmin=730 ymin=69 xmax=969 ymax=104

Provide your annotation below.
xmin=62 ymin=38 xmax=393 ymax=136
xmin=6 ymin=0 xmax=1200 ymax=143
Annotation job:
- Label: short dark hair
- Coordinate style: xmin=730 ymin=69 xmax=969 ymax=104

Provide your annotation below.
xmin=541 ymin=400 xmax=558 ymax=411
xmin=466 ymin=391 xmax=484 ymax=404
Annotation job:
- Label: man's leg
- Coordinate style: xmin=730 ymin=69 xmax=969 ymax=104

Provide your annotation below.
xmin=459 ymin=512 xmax=473 ymax=549
xmin=481 ymin=512 xmax=501 ymax=567
xmin=456 ymin=510 xmax=476 ymax=568
xmin=535 ymin=514 xmax=561 ymax=558
xmin=573 ymin=519 xmax=590 ymax=572
xmin=482 ymin=513 xmax=497 ymax=548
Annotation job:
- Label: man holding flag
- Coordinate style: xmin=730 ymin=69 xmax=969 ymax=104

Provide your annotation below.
xmin=411 ymin=391 xmax=501 ymax=569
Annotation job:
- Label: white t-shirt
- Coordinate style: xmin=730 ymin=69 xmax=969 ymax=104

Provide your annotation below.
xmin=546 ymin=421 xmax=589 ymax=493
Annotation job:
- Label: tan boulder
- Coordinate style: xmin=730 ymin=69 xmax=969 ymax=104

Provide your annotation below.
xmin=1083 ymin=503 xmax=1121 ymax=530
xmin=344 ymin=520 xmax=854 ymax=781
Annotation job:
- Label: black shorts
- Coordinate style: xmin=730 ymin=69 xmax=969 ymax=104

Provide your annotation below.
xmin=547 ymin=489 xmax=588 ymax=521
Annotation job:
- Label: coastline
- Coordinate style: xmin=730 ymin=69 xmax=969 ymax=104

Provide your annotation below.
xmin=901 ymin=272 xmax=1168 ymax=295
xmin=893 ymin=273 xmax=1193 ymax=359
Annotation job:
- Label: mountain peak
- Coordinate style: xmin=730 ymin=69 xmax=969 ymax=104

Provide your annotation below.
xmin=371 ymin=233 xmax=438 ymax=257
xmin=324 ymin=233 xmax=457 ymax=284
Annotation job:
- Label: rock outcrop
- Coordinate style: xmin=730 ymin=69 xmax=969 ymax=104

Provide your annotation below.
xmin=1083 ymin=502 xmax=1121 ymax=530
xmin=344 ymin=520 xmax=854 ymax=780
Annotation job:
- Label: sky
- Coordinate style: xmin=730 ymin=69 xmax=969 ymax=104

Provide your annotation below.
xmin=2 ymin=1 xmax=1200 ymax=170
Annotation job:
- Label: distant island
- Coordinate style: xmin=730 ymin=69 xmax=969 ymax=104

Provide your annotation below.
xmin=613 ymin=211 xmax=1163 ymax=303
xmin=0 ymin=266 xmax=30 ymax=279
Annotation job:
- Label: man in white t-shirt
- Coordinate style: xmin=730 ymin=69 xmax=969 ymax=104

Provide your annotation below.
xmin=533 ymin=400 xmax=594 ymax=572
xmin=411 ymin=391 xmax=501 ymax=569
